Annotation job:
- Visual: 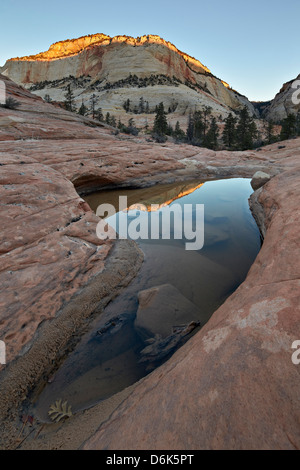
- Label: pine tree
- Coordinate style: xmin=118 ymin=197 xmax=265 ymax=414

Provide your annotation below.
xmin=144 ymin=118 xmax=149 ymax=132
xmin=126 ymin=118 xmax=139 ymax=136
xmin=186 ymin=111 xmax=204 ymax=145
xmin=204 ymin=117 xmax=219 ymax=150
xmin=296 ymin=112 xmax=300 ymax=136
xmin=165 ymin=121 xmax=173 ymax=136
xmin=64 ymin=85 xmax=76 ymax=112
xmin=153 ymin=102 xmax=168 ymax=136
xmin=280 ymin=113 xmax=297 ymax=140
xmin=89 ymin=94 xmax=98 ymax=119
xmin=186 ymin=112 xmax=194 ymax=142
xmin=249 ymin=119 xmax=258 ymax=146
xmin=110 ymin=115 xmax=117 ymax=127
xmin=78 ymin=101 xmax=88 ymax=116
xmin=44 ymin=94 xmax=52 ymax=103
xmin=174 ymin=121 xmax=186 ymax=142
xmin=138 ymin=97 xmax=145 ymax=114
xmin=203 ymin=106 xmax=212 ymax=137
xmin=128 ymin=118 xmax=135 ymax=127
xmin=236 ymin=106 xmax=257 ymax=150
xmin=123 ymin=99 xmax=132 ymax=113
xmin=95 ymin=108 xmax=104 ymax=122
xmin=222 ymin=113 xmax=237 ymax=149
xmin=266 ymin=120 xmax=275 ymax=145
xmin=193 ymin=111 xmax=204 ymax=142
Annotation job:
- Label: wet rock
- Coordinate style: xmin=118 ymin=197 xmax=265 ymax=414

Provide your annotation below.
xmin=139 ymin=321 xmax=200 ymax=369
xmin=135 ymin=284 xmax=201 ymax=339
xmin=96 ymin=316 xmax=125 ymax=336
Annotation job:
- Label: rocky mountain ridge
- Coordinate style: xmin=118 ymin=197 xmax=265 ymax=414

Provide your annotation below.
xmin=253 ymin=73 xmax=300 ymax=122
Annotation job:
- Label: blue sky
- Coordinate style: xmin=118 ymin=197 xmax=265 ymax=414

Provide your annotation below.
xmin=0 ymin=0 xmax=299 ymax=101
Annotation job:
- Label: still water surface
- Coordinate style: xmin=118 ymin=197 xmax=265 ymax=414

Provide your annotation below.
xmin=33 ymin=178 xmax=261 ymax=420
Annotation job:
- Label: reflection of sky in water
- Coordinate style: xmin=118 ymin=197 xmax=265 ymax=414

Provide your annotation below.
xmin=33 ymin=178 xmax=261 ymax=419
xmin=104 ymin=178 xmax=258 ymax=252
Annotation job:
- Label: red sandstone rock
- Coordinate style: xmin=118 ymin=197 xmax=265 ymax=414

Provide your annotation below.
xmin=251 ymin=171 xmax=271 ymax=190
xmin=0 ymin=75 xmax=300 ymax=450
xmin=0 ymin=159 xmax=112 ymax=364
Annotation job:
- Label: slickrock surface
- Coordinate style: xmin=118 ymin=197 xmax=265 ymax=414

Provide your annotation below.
xmin=0 ymin=74 xmax=299 ymax=449
xmin=0 ymin=74 xmax=109 ymax=141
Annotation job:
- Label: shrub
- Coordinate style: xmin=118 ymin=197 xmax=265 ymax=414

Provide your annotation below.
xmin=124 ymin=125 xmax=139 ymax=136
xmin=44 ymin=94 xmax=52 ymax=103
xmin=2 ymin=97 xmax=21 ymax=110
xmin=152 ymin=133 xmax=167 ymax=143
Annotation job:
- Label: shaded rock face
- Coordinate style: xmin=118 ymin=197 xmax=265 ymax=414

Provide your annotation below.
xmin=0 ymin=34 xmax=257 ymax=119
xmin=262 ymin=74 xmax=300 ymax=121
xmin=251 ymin=171 xmax=271 ymax=190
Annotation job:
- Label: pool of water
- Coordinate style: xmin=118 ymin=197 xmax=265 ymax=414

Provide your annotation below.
xmin=32 ymin=178 xmax=261 ymax=420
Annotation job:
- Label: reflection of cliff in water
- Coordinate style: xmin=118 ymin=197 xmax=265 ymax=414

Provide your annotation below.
xmin=85 ymin=181 xmax=204 ymax=214
xmin=126 ymin=183 xmax=204 ymax=212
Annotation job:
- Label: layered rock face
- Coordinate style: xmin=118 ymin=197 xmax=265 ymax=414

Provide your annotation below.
xmin=261 ymin=74 xmax=300 ymax=121
xmin=0 ymin=34 xmax=257 ymax=119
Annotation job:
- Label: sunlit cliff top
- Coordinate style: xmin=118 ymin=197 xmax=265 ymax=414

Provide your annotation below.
xmin=8 ymin=33 xmax=211 ymax=74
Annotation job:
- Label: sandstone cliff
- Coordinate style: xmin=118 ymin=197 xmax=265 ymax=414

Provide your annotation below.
xmin=259 ymin=74 xmax=300 ymax=122
xmin=0 ymin=34 xmax=257 ymax=120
